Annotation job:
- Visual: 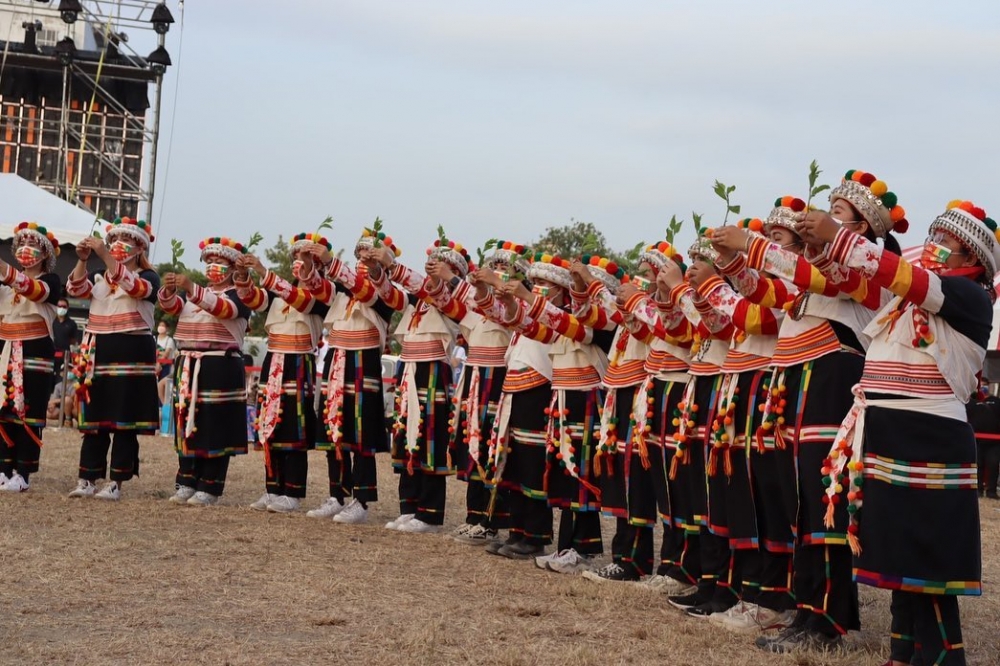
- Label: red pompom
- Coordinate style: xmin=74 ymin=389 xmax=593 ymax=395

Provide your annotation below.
xmin=789 ymin=198 xmax=806 ymax=212
xmin=893 ymin=219 xmax=909 ymax=234
xmin=971 ymin=206 xmax=986 ymax=221
xmin=859 ymin=173 xmax=877 ymax=187
xmin=606 ymin=262 xmax=619 ymax=274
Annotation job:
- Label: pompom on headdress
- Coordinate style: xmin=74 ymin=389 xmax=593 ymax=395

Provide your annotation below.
xmin=291 ymin=232 xmax=333 ymax=254
xmin=527 ymin=252 xmax=573 ymax=290
xmin=105 ymin=216 xmax=154 ymax=249
xmin=930 ymin=200 xmax=1000 ymax=285
xmin=199 ymin=237 xmax=247 ymax=264
xmin=579 ymin=253 xmax=628 ymax=294
xmin=12 ymin=222 xmax=60 ymax=272
xmin=355 ymin=227 xmax=401 ymax=259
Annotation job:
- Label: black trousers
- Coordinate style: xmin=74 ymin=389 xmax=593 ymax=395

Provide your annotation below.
xmin=464 ymin=480 xmax=510 ymax=529
xmin=327 ymin=450 xmax=378 ymax=505
xmin=741 ymin=548 xmax=795 ymax=612
xmin=611 ymin=520 xmax=654 ymax=576
xmin=977 ymin=439 xmax=1000 ymax=496
xmin=508 ymin=491 xmax=553 ymax=545
xmin=397 ymin=470 xmax=446 ymax=525
xmin=890 ymin=591 xmax=966 ymax=666
xmin=176 ymin=456 xmax=231 ymax=496
xmin=0 ymin=424 xmax=41 ymax=479
xmin=265 ymin=450 xmax=307 ymax=498
xmin=792 ymin=543 xmax=859 ymax=636
xmin=556 ymin=509 xmax=602 ymax=556
xmin=664 ymin=529 xmax=703 ymax=585
xmin=697 ymin=530 xmax=734 ymax=602
xmin=79 ymin=431 xmax=139 ymax=482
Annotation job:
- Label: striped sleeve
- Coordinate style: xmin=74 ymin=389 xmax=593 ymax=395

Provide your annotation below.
xmin=109 ymin=263 xmax=154 ymax=300
xmin=827 ymin=226 xmax=943 ymax=312
xmin=157 ymin=288 xmax=185 ymax=315
xmin=261 ymin=270 xmax=315 ymax=313
xmin=236 ymin=277 xmax=269 ymax=312
xmin=67 ymin=272 xmax=93 ymax=299
xmin=697 ymin=275 xmax=779 ymax=336
xmin=527 ymin=296 xmax=591 ymax=343
xmin=427 ymin=279 xmax=469 ymax=322
xmin=188 ymin=283 xmax=240 ymax=319
xmin=2 ymin=265 xmax=50 ymax=302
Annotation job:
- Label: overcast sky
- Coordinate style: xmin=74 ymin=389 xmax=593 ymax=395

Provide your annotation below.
xmin=147 ymin=0 xmax=1000 ymax=264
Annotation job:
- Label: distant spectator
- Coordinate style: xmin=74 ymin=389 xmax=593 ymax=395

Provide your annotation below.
xmin=52 ymin=298 xmax=78 ymax=383
xmin=156 ymin=322 xmax=177 ymax=404
xmin=47 ymin=380 xmax=76 ymax=426
xmin=451 ymin=335 xmax=467 ymax=385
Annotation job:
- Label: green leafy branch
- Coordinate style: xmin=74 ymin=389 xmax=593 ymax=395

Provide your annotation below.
xmin=581 ymin=231 xmax=602 ymax=254
xmin=245 ymin=232 xmax=264 ymax=252
xmin=90 ymin=218 xmax=103 ymax=239
xmin=476 ymin=237 xmax=498 ymax=266
xmin=170 ymin=238 xmax=186 ymax=271
xmin=316 ymin=216 xmax=333 ymax=235
xmin=713 ymin=180 xmax=740 ymax=226
xmin=665 ymin=215 xmax=683 ymax=245
xmin=691 ymin=212 xmax=705 ymax=237
xmin=436 ymin=224 xmax=448 ymax=245
xmin=371 ymin=217 xmax=384 ymax=248
xmin=806 ymin=160 xmax=830 ymax=210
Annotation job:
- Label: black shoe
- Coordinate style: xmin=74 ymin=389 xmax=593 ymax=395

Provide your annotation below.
xmin=685 ymin=600 xmax=734 ymax=619
xmin=486 ymin=533 xmax=521 ymax=555
xmin=667 ymin=591 xmax=706 ymax=610
xmin=756 ymin=627 xmax=842 ymax=653
xmin=498 ymin=541 xmax=545 ymax=560
xmin=581 ymin=562 xmax=641 ymax=583
xmin=986 ymin=492 xmax=1000 ymax=500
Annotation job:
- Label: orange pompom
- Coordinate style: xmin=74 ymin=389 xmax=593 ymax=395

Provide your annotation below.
xmin=890 ymin=206 xmax=906 ymax=222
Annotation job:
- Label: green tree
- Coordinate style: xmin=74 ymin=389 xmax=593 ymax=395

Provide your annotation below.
xmin=263 ymin=235 xmax=294 ymax=282
xmin=531 ymin=218 xmax=644 ymax=275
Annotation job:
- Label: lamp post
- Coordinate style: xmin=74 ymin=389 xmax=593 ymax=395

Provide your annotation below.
xmin=144 ymin=2 xmax=174 ymax=227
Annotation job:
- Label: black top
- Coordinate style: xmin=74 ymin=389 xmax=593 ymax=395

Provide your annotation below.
xmin=53 ymin=316 xmax=78 ymax=351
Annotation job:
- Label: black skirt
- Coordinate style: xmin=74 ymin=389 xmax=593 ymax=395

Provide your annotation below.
xmin=451 ymin=364 xmax=506 ymax=482
xmin=389 ymin=360 xmax=452 ymax=474
xmin=597 ymin=384 xmax=639 ymax=518
xmin=544 ymin=387 xmax=602 ymax=512
xmin=78 ymin=333 xmax=159 ymax=434
xmin=256 ymin=351 xmax=316 ymax=451
xmin=670 ymin=374 xmax=722 ymax=532
xmin=855 ymin=405 xmax=981 ymax=595
xmin=174 ymin=352 xmax=247 ymax=458
xmin=317 ymin=347 xmax=388 ymax=455
xmin=499 ymin=383 xmax=551 ymax=498
xmin=0 ymin=336 xmax=55 ymax=428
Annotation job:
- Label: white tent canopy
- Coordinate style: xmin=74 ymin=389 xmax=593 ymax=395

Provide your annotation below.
xmin=0 ymin=173 xmax=103 ymax=246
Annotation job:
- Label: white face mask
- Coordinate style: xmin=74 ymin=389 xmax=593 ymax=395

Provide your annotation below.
xmin=57 ymin=307 xmax=68 ymax=317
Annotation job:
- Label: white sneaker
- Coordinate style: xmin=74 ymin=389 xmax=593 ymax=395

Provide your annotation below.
xmin=396 ymin=518 xmax=440 ymax=534
xmin=0 ymin=473 xmax=8 ymax=489
xmin=535 ymin=549 xmax=569 ymax=570
xmin=249 ymin=492 xmax=276 ymax=511
xmin=709 ymin=601 xmax=796 ymax=633
xmin=1 ymin=472 xmax=28 ymax=492
xmin=332 ymin=498 xmax=369 ymax=524
xmin=450 ymin=522 xmax=474 ymax=537
xmin=306 ymin=497 xmax=345 ymax=519
xmin=267 ymin=495 xmax=300 ymax=513
xmin=634 ymin=573 xmax=697 ymax=596
xmin=452 ymin=524 xmax=500 ymax=545
xmin=385 ymin=513 xmax=415 ymax=530
xmin=186 ymin=491 xmax=219 ymax=507
xmin=95 ymin=481 xmax=121 ymax=501
xmin=168 ymin=485 xmax=196 ymax=504
xmin=68 ymin=479 xmax=96 ymax=498
xmin=547 ymin=548 xmax=595 ymax=575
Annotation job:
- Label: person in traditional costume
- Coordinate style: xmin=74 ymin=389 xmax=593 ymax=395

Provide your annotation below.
xmin=683 ymin=217 xmax=797 ymax=632
xmin=301 ymin=228 xmax=406 ymax=524
xmin=238 ymin=233 xmax=330 ymax=514
xmin=659 ymin=238 xmax=737 ymax=616
xmin=66 ymin=217 xmax=160 ymax=501
xmin=0 ymin=223 xmax=61 ymax=492
xmin=496 ymin=253 xmax=617 ymax=574
xmin=612 ymin=242 xmax=699 ymax=594
xmin=569 ymin=256 xmax=656 ymax=582
xmin=431 ymin=241 xmax=529 ymax=545
xmin=370 ymin=232 xmax=469 ymax=534
xmin=472 ymin=263 xmax=558 ymax=560
xmin=802 ymin=199 xmax=997 ymax=666
xmin=158 ymin=237 xmax=252 ymax=506
xmin=712 ymin=171 xmax=901 ymax=652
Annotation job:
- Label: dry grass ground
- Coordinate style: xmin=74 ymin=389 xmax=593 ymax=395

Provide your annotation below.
xmin=1 ymin=428 xmax=998 ymax=665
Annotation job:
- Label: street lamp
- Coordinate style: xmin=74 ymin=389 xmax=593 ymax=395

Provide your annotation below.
xmin=150 ymin=3 xmax=175 ymax=35
xmin=58 ymin=0 xmax=83 ymax=24
xmin=146 ymin=45 xmax=172 ymax=74
xmin=55 ymin=36 xmax=76 ymax=66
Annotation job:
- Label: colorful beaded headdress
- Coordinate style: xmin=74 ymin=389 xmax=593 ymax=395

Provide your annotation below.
xmin=829 ymin=169 xmax=908 ymax=237
xmin=12 ymin=222 xmax=60 ymax=272
xmin=487 ymin=240 xmax=531 ymax=276
xmin=199 ymin=237 xmax=247 ymax=264
xmin=105 ymin=217 xmax=154 ymax=249
xmin=579 ymin=254 xmax=627 ymax=294
xmin=930 ymin=200 xmax=1000 ymax=285
xmin=766 ymin=196 xmax=806 ymax=235
xmin=356 ymin=227 xmax=400 ymax=259
xmin=527 ymin=253 xmax=573 ymax=290
xmin=291 ymin=232 xmax=333 ymax=253
xmin=427 ymin=234 xmax=474 ymax=278
xmin=638 ymin=240 xmax=687 ymax=274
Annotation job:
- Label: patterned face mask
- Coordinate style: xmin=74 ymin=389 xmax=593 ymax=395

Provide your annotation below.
xmin=15 ymin=245 xmax=42 ymax=268
xmin=291 ymin=259 xmax=305 ymax=279
xmin=919 ymin=242 xmax=953 ymax=273
xmin=109 ymin=240 xmax=134 ymax=262
xmin=206 ymin=263 xmax=230 ymax=284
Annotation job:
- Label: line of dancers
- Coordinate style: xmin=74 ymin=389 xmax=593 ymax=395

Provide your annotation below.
xmin=1 ymin=169 xmax=994 ymax=664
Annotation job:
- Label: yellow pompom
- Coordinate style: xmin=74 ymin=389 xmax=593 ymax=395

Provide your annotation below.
xmin=947 ymin=199 xmax=964 ymax=210
xmin=599 ymin=258 xmax=609 ymax=268
xmin=870 ymin=180 xmax=887 ymax=197
xmin=541 ymin=254 xmax=553 ymax=263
